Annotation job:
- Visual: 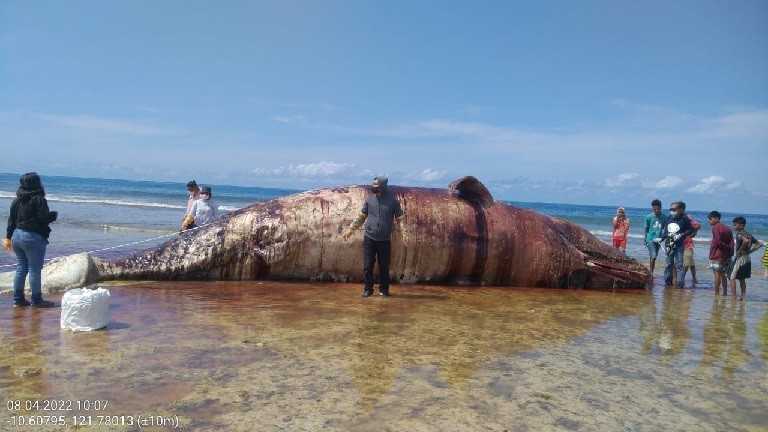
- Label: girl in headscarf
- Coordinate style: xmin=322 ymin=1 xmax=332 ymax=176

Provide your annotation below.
xmin=612 ymin=207 xmax=630 ymax=254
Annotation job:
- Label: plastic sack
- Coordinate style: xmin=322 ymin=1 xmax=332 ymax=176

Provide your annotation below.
xmin=60 ymin=287 xmax=111 ymax=331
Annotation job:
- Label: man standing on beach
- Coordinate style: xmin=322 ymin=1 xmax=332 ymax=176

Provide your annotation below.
xmin=655 ymin=201 xmax=695 ymax=288
xmin=643 ymin=199 xmax=664 ymax=274
xmin=707 ymin=211 xmax=733 ymax=295
xmin=342 ymin=176 xmax=409 ymax=297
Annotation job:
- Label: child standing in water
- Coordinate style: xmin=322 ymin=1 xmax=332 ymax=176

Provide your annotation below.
xmin=707 ymin=211 xmax=733 ymax=295
xmin=612 ymin=207 xmax=630 ymax=254
xmin=643 ymin=199 xmax=664 ymax=274
xmin=680 ymin=202 xmax=701 ymax=285
xmin=728 ymin=216 xmax=764 ymax=301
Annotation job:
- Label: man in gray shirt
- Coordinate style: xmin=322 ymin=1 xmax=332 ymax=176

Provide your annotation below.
xmin=342 ymin=176 xmax=409 ymax=297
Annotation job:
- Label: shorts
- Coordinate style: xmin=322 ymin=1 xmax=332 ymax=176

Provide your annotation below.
xmin=708 ymin=259 xmax=730 ymax=274
xmin=613 ymin=237 xmax=627 ymax=249
xmin=727 ymin=255 xmax=751 ymax=280
xmin=683 ymin=249 xmax=694 ymax=267
xmin=646 ymin=242 xmax=661 ymax=260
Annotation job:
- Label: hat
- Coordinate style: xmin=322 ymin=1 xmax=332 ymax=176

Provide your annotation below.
xmin=201 ymin=186 xmax=212 ymax=195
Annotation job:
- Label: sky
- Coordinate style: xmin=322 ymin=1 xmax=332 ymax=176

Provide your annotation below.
xmin=1 ymin=1 xmax=767 ymax=213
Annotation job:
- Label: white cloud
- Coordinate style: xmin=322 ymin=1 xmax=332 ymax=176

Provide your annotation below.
xmin=644 ymin=176 xmax=684 ymax=189
xmin=253 ymin=161 xmax=356 ymax=178
xmin=406 ymin=168 xmax=446 ymax=182
xmin=686 ymin=175 xmax=741 ymax=194
xmin=251 ymin=167 xmax=279 ymax=176
xmin=288 ymin=161 xmax=355 ymax=176
xmin=706 ymin=109 xmax=768 ymax=139
xmin=605 ymin=173 xmax=640 ymax=187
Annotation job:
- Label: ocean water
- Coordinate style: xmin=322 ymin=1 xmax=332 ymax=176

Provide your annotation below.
xmin=1 ymin=173 xmax=766 ymax=274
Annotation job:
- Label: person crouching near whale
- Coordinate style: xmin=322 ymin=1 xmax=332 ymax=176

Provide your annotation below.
xmin=181 ymin=185 xmax=219 ymax=231
xmin=342 ymin=176 xmax=409 ymax=297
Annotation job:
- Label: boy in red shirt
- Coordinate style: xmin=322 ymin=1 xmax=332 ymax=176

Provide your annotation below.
xmin=707 ymin=211 xmax=733 ymax=295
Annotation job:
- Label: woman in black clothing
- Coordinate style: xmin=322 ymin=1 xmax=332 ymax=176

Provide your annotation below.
xmin=3 ymin=172 xmax=58 ymax=308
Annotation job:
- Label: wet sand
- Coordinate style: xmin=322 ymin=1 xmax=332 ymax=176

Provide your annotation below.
xmin=1 ymin=275 xmax=767 ymax=431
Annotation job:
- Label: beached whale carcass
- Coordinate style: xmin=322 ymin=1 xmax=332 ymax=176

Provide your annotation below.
xmin=6 ymin=177 xmax=651 ymax=291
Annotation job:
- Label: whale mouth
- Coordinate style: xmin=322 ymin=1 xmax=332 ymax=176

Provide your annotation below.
xmin=585 ymin=259 xmax=649 ymax=284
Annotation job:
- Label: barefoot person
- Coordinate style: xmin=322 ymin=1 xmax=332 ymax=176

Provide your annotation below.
xmin=680 ymin=202 xmax=701 ymax=285
xmin=728 ymin=216 xmax=764 ymax=301
xmin=643 ymin=199 xmax=664 ymax=274
xmin=342 ymin=176 xmax=409 ymax=297
xmin=612 ymin=207 xmax=629 ymax=254
xmin=707 ymin=211 xmax=733 ymax=295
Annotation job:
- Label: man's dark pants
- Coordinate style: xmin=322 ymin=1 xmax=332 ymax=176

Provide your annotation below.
xmin=363 ymin=236 xmax=391 ymax=294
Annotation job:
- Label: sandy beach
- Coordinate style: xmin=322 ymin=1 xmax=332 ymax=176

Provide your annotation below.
xmin=1 ymin=268 xmax=767 ymax=431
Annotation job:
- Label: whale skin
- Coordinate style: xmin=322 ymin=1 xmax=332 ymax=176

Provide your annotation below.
xmin=79 ymin=176 xmax=649 ymax=290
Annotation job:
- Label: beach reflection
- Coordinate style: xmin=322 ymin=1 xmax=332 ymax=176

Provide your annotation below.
xmin=639 ymin=286 xmax=695 ymax=360
xmin=701 ymin=297 xmax=748 ymax=376
xmin=0 ymin=284 xmax=648 ymax=414
xmin=759 ymin=311 xmax=768 ymax=361
xmin=1 ymin=281 xmax=766 ymax=431
xmin=3 ymin=308 xmax=51 ymax=399
xmin=144 ymin=283 xmax=653 ymax=410
xmin=659 ymin=288 xmax=693 ymax=357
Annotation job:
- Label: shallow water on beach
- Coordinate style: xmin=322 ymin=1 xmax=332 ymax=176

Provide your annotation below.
xmin=1 ymin=278 xmax=767 ymax=431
